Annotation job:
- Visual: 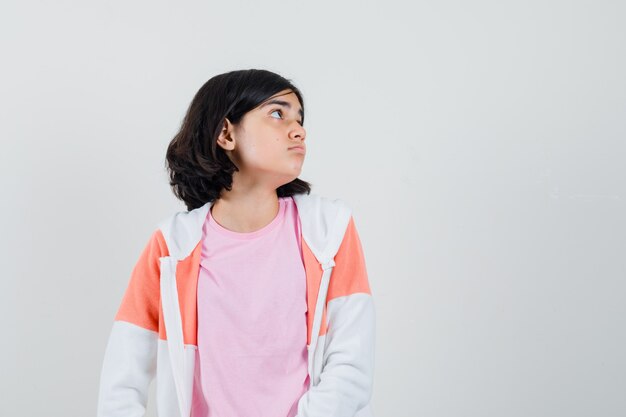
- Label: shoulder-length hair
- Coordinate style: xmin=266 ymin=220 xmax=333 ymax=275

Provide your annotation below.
xmin=165 ymin=69 xmax=312 ymax=211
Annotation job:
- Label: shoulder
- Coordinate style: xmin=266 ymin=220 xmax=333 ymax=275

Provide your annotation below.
xmin=293 ymin=192 xmax=356 ymax=262
xmin=292 ymin=192 xmax=353 ymax=219
xmin=155 ymin=202 xmax=212 ymax=260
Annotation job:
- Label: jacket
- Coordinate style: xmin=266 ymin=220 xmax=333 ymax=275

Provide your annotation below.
xmin=97 ymin=192 xmax=376 ymax=417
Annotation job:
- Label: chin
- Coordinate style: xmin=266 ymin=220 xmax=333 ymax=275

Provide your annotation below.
xmin=289 ymin=164 xmax=304 ymax=174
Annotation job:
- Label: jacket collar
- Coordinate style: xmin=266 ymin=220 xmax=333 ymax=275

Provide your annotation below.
xmin=157 ymin=192 xmax=352 ymax=266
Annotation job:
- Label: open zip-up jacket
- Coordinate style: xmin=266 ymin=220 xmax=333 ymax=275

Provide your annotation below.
xmin=97 ymin=192 xmax=376 ymax=417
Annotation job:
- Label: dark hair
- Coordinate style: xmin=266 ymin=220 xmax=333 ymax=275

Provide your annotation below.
xmin=165 ymin=69 xmax=312 ymax=211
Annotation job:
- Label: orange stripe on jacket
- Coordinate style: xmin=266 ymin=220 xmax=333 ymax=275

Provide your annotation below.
xmin=114 ymin=227 xmax=200 ymax=345
xmin=302 ymin=238 xmax=325 ymax=346
xmin=327 ymin=215 xmax=371 ymax=302
xmin=115 ymin=229 xmax=169 ymax=332
xmin=303 ymin=215 xmax=371 ymax=345
xmin=158 ymin=241 xmax=202 ymax=345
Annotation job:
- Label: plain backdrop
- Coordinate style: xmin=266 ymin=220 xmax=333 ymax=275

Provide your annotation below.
xmin=1 ymin=1 xmax=625 ymax=416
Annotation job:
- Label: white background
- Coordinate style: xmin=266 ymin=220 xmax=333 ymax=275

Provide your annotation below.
xmin=1 ymin=1 xmax=625 ymax=416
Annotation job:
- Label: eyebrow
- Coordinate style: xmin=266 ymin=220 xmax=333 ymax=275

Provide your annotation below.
xmin=260 ymin=99 xmax=304 ymax=120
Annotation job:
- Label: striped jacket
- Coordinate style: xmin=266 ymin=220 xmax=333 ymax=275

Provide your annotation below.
xmin=97 ymin=192 xmax=376 ymax=417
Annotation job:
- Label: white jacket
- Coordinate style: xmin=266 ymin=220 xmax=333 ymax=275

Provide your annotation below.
xmin=97 ymin=192 xmax=376 ymax=416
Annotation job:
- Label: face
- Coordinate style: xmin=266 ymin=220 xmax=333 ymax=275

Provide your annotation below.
xmin=217 ymin=88 xmax=307 ymax=188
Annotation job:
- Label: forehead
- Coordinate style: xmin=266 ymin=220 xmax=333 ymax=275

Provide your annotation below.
xmin=257 ymin=89 xmax=303 ymax=118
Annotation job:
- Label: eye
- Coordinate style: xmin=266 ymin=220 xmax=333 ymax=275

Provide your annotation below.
xmin=270 ymin=108 xmax=303 ymax=126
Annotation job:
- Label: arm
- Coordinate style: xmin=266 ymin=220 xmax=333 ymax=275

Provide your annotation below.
xmin=296 ymin=216 xmax=376 ymax=417
xmin=97 ymin=229 xmax=167 ymax=417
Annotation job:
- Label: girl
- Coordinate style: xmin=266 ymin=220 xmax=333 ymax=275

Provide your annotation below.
xmin=97 ymin=69 xmax=375 ymax=417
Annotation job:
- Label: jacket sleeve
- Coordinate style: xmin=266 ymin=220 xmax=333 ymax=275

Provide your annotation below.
xmin=296 ymin=216 xmax=376 ymax=417
xmin=97 ymin=229 xmax=168 ymax=417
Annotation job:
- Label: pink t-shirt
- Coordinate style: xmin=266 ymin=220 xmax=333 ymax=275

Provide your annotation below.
xmin=191 ymin=196 xmax=310 ymax=417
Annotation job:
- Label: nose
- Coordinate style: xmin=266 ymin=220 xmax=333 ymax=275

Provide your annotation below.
xmin=289 ymin=122 xmax=306 ymax=142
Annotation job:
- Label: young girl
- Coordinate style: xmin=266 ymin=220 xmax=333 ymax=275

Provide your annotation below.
xmin=97 ymin=69 xmax=376 ymax=417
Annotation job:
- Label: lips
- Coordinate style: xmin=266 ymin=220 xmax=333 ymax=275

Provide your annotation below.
xmin=289 ymin=145 xmax=306 ymax=153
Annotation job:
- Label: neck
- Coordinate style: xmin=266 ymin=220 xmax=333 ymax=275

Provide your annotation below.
xmin=211 ymin=186 xmax=280 ymax=233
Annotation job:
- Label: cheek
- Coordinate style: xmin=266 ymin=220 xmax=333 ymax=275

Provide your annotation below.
xmin=251 ymin=135 xmax=281 ymax=156
xmin=239 ymin=140 xmax=278 ymax=165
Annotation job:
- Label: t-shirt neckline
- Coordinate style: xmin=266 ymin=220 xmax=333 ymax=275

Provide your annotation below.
xmin=207 ymin=197 xmax=288 ymax=240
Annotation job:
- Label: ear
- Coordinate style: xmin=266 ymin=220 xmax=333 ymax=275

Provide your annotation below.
xmin=216 ymin=118 xmax=236 ymax=151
